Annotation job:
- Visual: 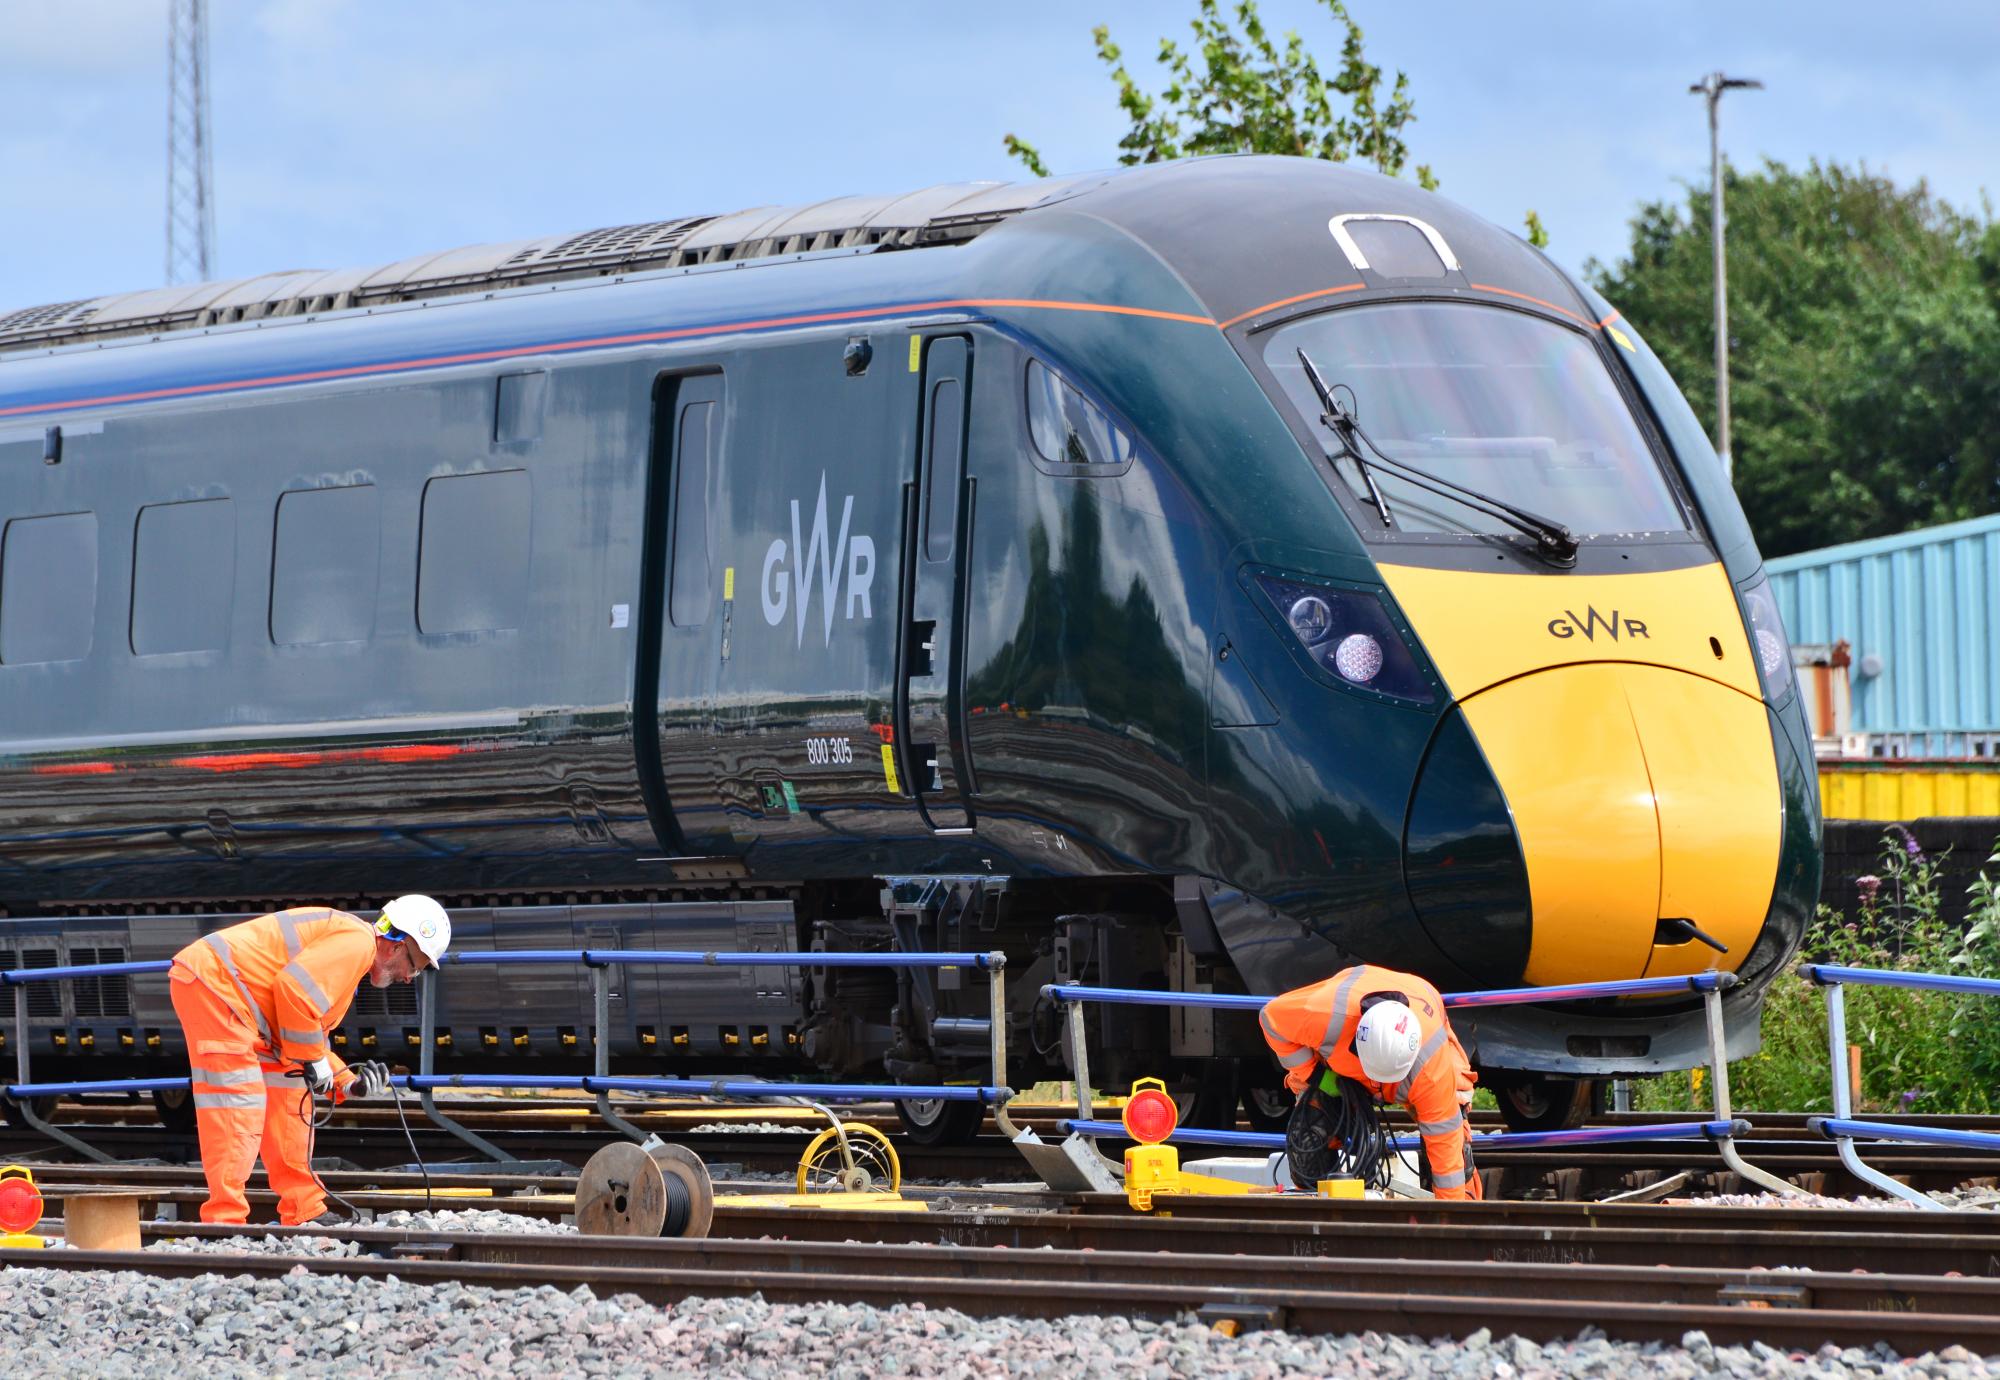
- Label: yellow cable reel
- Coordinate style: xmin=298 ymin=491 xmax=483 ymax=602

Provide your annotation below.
xmin=795 ymin=1121 xmax=902 ymax=1194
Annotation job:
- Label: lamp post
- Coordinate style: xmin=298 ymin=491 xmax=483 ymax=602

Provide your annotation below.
xmin=1689 ymin=71 xmax=1763 ymax=478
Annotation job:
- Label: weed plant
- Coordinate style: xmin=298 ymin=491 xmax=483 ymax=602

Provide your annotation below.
xmin=1635 ymin=831 xmax=2000 ymax=1114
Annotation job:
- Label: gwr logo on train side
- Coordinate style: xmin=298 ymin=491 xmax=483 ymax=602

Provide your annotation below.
xmin=1546 ymin=607 xmax=1649 ymax=642
xmin=761 ymin=473 xmax=877 ymax=647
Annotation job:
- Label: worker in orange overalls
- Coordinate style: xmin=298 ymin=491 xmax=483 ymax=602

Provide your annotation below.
xmin=1259 ymin=963 xmax=1482 ymax=1199
xmin=167 ymin=895 xmax=451 ymax=1225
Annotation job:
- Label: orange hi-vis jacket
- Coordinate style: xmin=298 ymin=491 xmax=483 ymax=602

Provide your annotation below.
xmin=1259 ymin=963 xmax=1482 ymax=1199
xmin=173 ymin=907 xmax=375 ymax=1077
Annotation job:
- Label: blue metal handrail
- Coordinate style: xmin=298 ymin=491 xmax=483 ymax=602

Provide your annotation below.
xmin=1799 ymin=963 xmax=2000 ymax=1209
xmin=1808 ymin=1117 xmax=2000 ymax=1154
xmin=1039 ymin=971 xmax=1734 ymax=1013
xmin=1801 ymin=964 xmax=2000 ymax=998
xmin=1060 ymin=1117 xmax=1748 ymax=1155
xmin=2 ymin=959 xmax=172 ymax=985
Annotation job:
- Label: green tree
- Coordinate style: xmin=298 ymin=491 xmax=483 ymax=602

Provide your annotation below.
xmin=1005 ymin=0 xmax=1435 ymax=190
xmin=1006 ymin=1 xmax=1551 ymax=247
xmin=1591 ymin=161 xmax=2000 ymax=556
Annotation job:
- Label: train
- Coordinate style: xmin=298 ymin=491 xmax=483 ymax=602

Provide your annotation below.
xmin=0 ymin=156 xmax=1819 ymax=1139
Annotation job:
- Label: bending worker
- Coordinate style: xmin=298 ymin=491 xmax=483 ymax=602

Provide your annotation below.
xmin=167 ymin=896 xmax=451 ymax=1225
xmin=1259 ymin=962 xmax=1482 ymax=1199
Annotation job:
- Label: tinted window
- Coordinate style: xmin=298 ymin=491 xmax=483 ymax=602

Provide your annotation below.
xmin=132 ymin=498 xmax=234 ymax=655
xmin=1026 ymin=360 xmax=1133 ymax=475
xmin=418 ymin=471 xmax=531 ymax=634
xmin=1263 ymin=303 xmax=1686 ymax=538
xmin=0 ymin=512 xmax=97 ymax=664
xmin=271 ymin=485 xmax=380 ymax=645
xmin=924 ymin=377 xmax=964 ymax=561
xmin=669 ymin=388 xmax=719 ymax=629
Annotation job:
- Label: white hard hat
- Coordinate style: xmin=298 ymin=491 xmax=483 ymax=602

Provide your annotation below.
xmin=379 ymin=895 xmax=451 ymax=964
xmin=1354 ymin=1000 xmax=1423 ymax=1084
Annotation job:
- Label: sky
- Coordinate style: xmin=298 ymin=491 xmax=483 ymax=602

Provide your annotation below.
xmin=2 ymin=1 xmax=1996 ymax=311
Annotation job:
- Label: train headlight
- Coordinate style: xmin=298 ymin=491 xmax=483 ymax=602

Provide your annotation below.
xmin=1737 ymin=572 xmax=1796 ymax=702
xmin=1253 ymin=572 xmax=1437 ymax=705
xmin=1288 ymin=595 xmax=1334 ymax=644
xmin=1333 ymin=633 xmax=1384 ymax=684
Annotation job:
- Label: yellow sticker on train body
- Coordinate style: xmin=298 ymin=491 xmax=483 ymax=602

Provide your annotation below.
xmin=1379 ymin=561 xmax=1781 ymax=985
xmin=881 ymin=743 xmax=902 ymax=794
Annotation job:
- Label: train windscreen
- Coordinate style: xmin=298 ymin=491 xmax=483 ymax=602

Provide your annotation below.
xmin=1263 ymin=303 xmax=1687 ymax=539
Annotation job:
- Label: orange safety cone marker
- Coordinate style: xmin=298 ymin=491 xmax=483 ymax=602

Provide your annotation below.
xmin=0 ymin=1166 xmax=46 ymax=1249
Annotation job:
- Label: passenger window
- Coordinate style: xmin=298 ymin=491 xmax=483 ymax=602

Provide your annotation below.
xmin=418 ymin=471 xmax=531 ymax=634
xmin=132 ymin=498 xmax=235 ymax=655
xmin=1025 ymin=360 xmax=1134 ymax=476
xmin=270 ymin=485 xmax=380 ymax=646
xmin=667 ymin=377 xmax=723 ymax=629
xmin=0 ymin=512 xmax=97 ymax=664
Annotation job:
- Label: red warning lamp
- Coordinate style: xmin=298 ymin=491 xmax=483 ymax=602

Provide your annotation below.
xmin=0 ymin=1166 xmax=44 ymax=1236
xmin=1121 ymin=1078 xmax=1179 ymax=1145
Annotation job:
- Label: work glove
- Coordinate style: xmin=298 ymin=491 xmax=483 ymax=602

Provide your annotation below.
xmin=301 ymin=1058 xmax=335 ymax=1097
xmin=344 ymin=1061 xmax=391 ymax=1102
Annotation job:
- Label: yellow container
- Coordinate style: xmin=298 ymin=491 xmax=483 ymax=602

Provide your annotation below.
xmin=1317 ymin=1178 xmax=1365 ymax=1199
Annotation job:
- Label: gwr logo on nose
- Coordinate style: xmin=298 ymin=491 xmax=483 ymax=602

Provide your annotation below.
xmin=1547 ymin=607 xmax=1649 ymax=641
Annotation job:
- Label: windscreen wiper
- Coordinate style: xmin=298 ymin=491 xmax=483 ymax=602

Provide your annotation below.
xmin=1296 ymin=348 xmax=1579 ymax=566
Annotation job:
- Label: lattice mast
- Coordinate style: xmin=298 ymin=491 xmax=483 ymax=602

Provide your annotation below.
xmin=165 ymin=0 xmax=215 ymax=284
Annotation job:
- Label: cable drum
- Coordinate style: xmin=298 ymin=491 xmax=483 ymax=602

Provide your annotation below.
xmin=576 ymin=1139 xmax=714 ymax=1238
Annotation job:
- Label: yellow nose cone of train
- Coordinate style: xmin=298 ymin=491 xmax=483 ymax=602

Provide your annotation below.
xmin=1380 ymin=562 xmax=1782 ymax=985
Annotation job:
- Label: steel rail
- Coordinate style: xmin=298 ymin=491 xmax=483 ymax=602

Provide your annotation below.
xmin=11 ymin=1232 xmax=2000 ymax=1352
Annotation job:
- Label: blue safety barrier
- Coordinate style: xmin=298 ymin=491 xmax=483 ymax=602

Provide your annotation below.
xmin=1798 ymin=963 xmax=2000 ymax=1210
xmin=2 ymin=959 xmax=172 ymax=985
xmin=447 ymin=948 xmax=1002 ymax=969
xmin=1042 ymin=968 xmax=1801 ymax=1197
xmin=1802 ymin=964 xmax=2000 ymax=998
xmin=1807 ymin=1117 xmax=2000 ymax=1153
xmin=1040 ymin=971 xmax=1732 ymax=1014
xmin=8 ymin=1077 xmax=192 ymax=1099
xmin=1058 ymin=1117 xmax=1749 ymax=1154
xmin=2 ymin=937 xmax=1020 ymax=1166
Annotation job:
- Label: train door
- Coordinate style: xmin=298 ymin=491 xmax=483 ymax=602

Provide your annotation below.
xmin=636 ymin=369 xmax=728 ymax=856
xmin=896 ymin=335 xmax=977 ymax=834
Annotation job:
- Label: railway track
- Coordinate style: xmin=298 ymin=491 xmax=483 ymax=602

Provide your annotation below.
xmin=11 ymin=1200 xmax=2000 ymax=1353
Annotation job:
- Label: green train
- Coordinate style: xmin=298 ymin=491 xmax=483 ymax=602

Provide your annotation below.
xmin=0 ymin=156 xmax=1818 ymax=1137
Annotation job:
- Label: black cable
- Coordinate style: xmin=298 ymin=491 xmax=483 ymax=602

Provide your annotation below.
xmin=1324 ymin=1074 xmax=1394 ymax=1192
xmin=386 ymin=1078 xmax=434 ymax=1213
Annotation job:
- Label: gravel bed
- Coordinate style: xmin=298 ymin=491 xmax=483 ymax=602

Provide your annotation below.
xmin=3 ymin=1268 xmax=1996 ymax=1379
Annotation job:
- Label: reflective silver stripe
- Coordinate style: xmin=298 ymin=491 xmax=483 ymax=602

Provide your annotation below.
xmin=192 ymin=1089 xmax=264 ymax=1111
xmin=1416 ymin=1110 xmax=1465 ymax=1137
xmin=264 ymin=1070 xmax=302 ymax=1089
xmin=1317 ymin=965 xmax=1370 ymax=1057
xmin=1387 ymin=1024 xmax=1452 ymax=1101
xmin=189 ymin=1064 xmax=261 ymax=1087
xmin=281 ymin=960 xmax=333 ymax=1015
xmin=203 ymin=932 xmax=273 ymax=1045
xmin=1258 ymin=1006 xmax=1316 ymax=1067
xmin=1432 ymin=1167 xmax=1468 ymax=1189
xmin=277 ymin=911 xmax=303 ymax=960
xmin=278 ymin=1026 xmax=326 ymax=1049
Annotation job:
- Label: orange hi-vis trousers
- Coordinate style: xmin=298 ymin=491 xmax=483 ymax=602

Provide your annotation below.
xmin=168 ymin=964 xmax=326 ymax=1224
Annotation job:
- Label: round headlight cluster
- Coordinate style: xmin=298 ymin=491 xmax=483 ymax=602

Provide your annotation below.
xmin=1753 ymin=627 xmax=1787 ymax=678
xmin=1333 ymin=632 xmax=1384 ymax=684
xmin=1288 ymin=595 xmax=1333 ymax=644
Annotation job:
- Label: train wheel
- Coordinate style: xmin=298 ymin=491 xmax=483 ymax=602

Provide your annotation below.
xmin=1170 ymin=1062 xmax=1240 ymax=1131
xmin=1241 ymin=1080 xmax=1294 ymax=1134
xmin=894 ymin=1096 xmax=984 ymax=1146
xmin=1495 ymin=1078 xmax=1595 ymax=1133
xmin=796 ymin=1122 xmax=902 ymax=1194
xmin=152 ymin=1086 xmax=198 ymax=1134
xmin=0 ymin=1095 xmax=58 ymax=1127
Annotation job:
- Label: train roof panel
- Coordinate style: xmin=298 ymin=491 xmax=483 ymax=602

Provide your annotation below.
xmin=0 ymin=158 xmax=1581 ymax=358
